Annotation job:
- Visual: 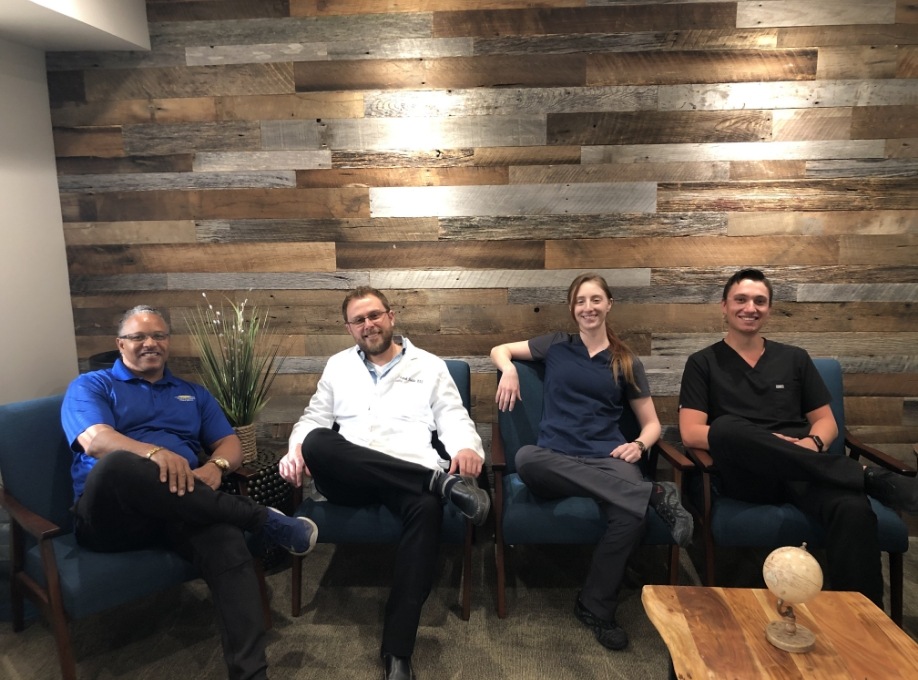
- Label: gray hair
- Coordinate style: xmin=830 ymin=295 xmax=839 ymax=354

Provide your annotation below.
xmin=118 ymin=305 xmax=169 ymax=335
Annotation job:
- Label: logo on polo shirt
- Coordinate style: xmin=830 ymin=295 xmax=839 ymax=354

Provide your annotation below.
xmin=176 ymin=394 xmax=196 ymax=401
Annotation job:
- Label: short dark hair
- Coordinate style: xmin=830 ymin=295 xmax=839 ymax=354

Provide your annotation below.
xmin=118 ymin=305 xmax=168 ymax=335
xmin=341 ymin=286 xmax=391 ymax=322
xmin=722 ymin=268 xmax=773 ymax=306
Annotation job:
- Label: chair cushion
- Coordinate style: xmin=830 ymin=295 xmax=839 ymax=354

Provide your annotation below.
xmin=710 ymin=496 xmax=908 ymax=553
xmin=501 ymin=473 xmax=674 ymax=545
xmin=296 ymin=498 xmax=468 ymax=544
xmin=23 ymin=534 xmax=200 ymax=620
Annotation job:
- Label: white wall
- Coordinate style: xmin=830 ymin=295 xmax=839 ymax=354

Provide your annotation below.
xmin=0 ymin=37 xmax=78 ymax=403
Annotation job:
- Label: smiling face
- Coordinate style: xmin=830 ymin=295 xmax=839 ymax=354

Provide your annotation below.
xmin=722 ymin=278 xmax=772 ymax=337
xmin=344 ymin=294 xmax=397 ymax=362
xmin=570 ymin=279 xmax=613 ymax=334
xmin=116 ymin=312 xmax=171 ymax=381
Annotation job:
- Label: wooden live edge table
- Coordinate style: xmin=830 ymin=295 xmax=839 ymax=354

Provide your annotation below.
xmin=642 ymin=585 xmax=918 ymax=679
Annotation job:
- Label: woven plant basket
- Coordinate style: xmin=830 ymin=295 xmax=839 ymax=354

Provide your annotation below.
xmin=235 ymin=423 xmax=258 ymax=464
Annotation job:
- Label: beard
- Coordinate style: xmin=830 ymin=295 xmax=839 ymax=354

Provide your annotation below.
xmin=357 ymin=325 xmax=394 ymax=356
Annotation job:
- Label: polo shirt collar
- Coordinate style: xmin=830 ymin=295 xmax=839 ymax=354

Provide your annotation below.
xmin=111 ymin=357 xmax=178 ymax=385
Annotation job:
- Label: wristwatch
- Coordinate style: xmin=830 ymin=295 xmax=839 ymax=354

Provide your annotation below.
xmin=805 ymin=434 xmax=824 ymax=452
xmin=633 ymin=440 xmax=647 ymax=454
xmin=207 ymin=457 xmax=231 ymax=473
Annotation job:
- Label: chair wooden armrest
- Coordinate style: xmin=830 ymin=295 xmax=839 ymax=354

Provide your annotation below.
xmin=0 ymin=487 xmax=62 ymax=540
xmin=682 ymin=445 xmax=715 ymax=470
xmin=653 ymin=440 xmax=694 ymax=472
xmin=490 ymin=419 xmax=507 ymax=471
xmin=844 ymin=429 xmax=916 ymax=476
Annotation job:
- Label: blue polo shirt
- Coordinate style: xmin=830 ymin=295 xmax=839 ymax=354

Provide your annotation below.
xmin=529 ymin=332 xmax=651 ymax=458
xmin=62 ymin=358 xmax=234 ymax=501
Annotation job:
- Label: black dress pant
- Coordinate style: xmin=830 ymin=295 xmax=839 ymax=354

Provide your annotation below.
xmin=73 ymin=451 xmax=270 ymax=680
xmin=709 ymin=415 xmax=883 ymax=606
xmin=515 ymin=445 xmax=651 ymax=621
xmin=302 ymin=427 xmax=443 ymax=658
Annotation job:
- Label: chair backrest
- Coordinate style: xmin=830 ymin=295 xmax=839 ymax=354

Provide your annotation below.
xmin=0 ymin=394 xmax=75 ymax=531
xmin=497 ymin=359 xmax=643 ymax=474
xmin=812 ymin=358 xmax=845 ymax=456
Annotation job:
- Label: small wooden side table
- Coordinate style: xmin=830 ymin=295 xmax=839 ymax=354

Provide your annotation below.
xmin=642 ymin=585 xmax=918 ymax=679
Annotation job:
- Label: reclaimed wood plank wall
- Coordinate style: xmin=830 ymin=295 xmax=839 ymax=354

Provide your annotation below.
xmin=48 ymin=0 xmax=918 ymax=459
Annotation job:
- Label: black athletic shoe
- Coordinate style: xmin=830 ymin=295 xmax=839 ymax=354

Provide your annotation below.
xmin=864 ymin=467 xmax=918 ymax=514
xmin=574 ymin=595 xmax=629 ymax=651
xmin=651 ymin=481 xmax=694 ymax=547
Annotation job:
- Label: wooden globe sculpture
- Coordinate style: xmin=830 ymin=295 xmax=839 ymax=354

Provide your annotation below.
xmin=762 ymin=543 xmax=824 ymax=653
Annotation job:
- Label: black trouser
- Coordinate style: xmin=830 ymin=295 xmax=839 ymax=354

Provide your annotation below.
xmin=73 ymin=451 xmax=270 ymax=680
xmin=302 ymin=428 xmax=443 ymax=658
xmin=709 ymin=415 xmax=883 ymax=606
xmin=515 ymin=445 xmax=651 ymax=622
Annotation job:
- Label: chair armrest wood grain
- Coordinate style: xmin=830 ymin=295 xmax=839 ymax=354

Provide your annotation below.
xmin=844 ymin=429 xmax=916 ymax=476
xmin=0 ymin=487 xmax=62 ymax=540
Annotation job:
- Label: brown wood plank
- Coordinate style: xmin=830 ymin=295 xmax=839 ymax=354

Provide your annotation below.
xmin=336 ymin=241 xmax=545 ymax=269
xmin=56 ymin=155 xmax=194 ymax=175
xmin=292 ymin=0 xmax=584 ymax=16
xmin=296 ymin=166 xmax=508 ymax=188
xmin=63 ymin=221 xmax=197 ymax=246
xmin=512 ymin=162 xmax=729 ymax=183
xmin=846 ymin=397 xmax=904 ymax=426
xmin=588 ymin=49 xmax=816 ymax=86
xmin=62 ymin=190 xmax=196 ymax=222
xmin=899 ymin=45 xmax=918 ymax=77
xmin=657 ymin=179 xmax=918 ymax=212
xmin=195 ymin=188 xmax=370 ymax=219
xmin=147 ymin=1 xmax=290 ymax=22
xmin=51 ymin=98 xmax=219 ymax=127
xmin=53 ymin=127 xmax=124 ymax=158
xmin=816 ymin=45 xmax=898 ymax=79
xmin=729 ymin=160 xmax=806 ymax=180
xmin=122 ymin=122 xmax=262 ymax=155
xmin=547 ymin=111 xmax=772 ymax=145
xmin=431 ymin=4 xmax=737 ymax=38
xmin=217 ymin=92 xmax=365 ymax=121
xmin=331 ymin=146 xmax=582 ymax=168
xmin=294 ymin=54 xmax=587 ymax=91
xmin=851 ymin=105 xmax=918 ymax=139
xmin=67 ymin=243 xmax=336 ymax=275
xmin=840 ymin=235 xmax=918 ymax=265
xmin=772 ymin=108 xmax=853 ymax=142
xmin=845 ymin=373 xmax=918 ymax=397
xmin=777 ymin=24 xmax=918 ymax=47
xmin=728 ymin=211 xmax=918 ymax=236
xmin=84 ymin=63 xmax=295 ymax=101
xmin=546 ymin=236 xmax=839 ymax=269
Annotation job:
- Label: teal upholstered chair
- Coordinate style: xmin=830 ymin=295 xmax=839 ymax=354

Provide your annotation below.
xmin=491 ymin=360 xmax=694 ymax=618
xmin=0 ymin=394 xmax=270 ymax=680
xmin=683 ymin=358 xmax=913 ymax=625
xmin=289 ymin=359 xmax=476 ymax=620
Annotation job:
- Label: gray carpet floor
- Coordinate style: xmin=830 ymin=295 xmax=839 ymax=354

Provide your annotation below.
xmin=1 ymin=537 xmax=916 ymax=680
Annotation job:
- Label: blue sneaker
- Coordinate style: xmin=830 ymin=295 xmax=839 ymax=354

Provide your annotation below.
xmin=263 ymin=507 xmax=318 ymax=556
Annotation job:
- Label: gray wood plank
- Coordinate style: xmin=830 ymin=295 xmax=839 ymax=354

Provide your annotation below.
xmin=797 ymin=283 xmax=918 ymax=302
xmin=195 ymin=217 xmax=438 ymax=242
xmin=260 ymin=121 xmax=323 ymax=150
xmin=736 ymin=0 xmax=895 ymax=29
xmin=370 ymin=183 xmax=656 ymax=218
xmin=659 ymin=79 xmax=918 ymax=111
xmin=57 ymin=171 xmax=296 ymax=193
xmin=123 ymin=122 xmax=262 ymax=154
xmin=46 ymin=48 xmax=187 ymax=71
xmin=364 ymin=86 xmax=657 ymax=117
xmin=805 ymin=159 xmax=918 ymax=179
xmin=654 ymin=332 xmax=918 ymax=356
xmin=583 ymin=140 xmax=885 ymax=164
xmin=369 ymin=269 xmax=650 ymax=289
xmin=438 ymin=213 xmax=726 ymax=240
xmin=193 ymin=150 xmax=332 ymax=171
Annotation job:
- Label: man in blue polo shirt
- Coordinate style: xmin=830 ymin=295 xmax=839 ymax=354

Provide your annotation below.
xmin=62 ymin=304 xmax=317 ymax=680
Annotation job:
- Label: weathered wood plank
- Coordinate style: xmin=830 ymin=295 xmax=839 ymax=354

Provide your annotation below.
xmin=51 ymin=97 xmax=219 ymax=126
xmin=84 ymin=63 xmax=295 ymax=100
xmin=369 ymin=183 xmax=656 ymax=217
xmin=588 ymin=49 xmax=816 ymax=86
xmin=736 ymin=0 xmax=895 ymax=29
xmin=583 ymin=140 xmax=884 ymax=164
xmin=46 ymin=49 xmax=187 ymax=71
xmin=658 ymin=80 xmax=918 ymax=112
xmin=729 ymin=160 xmax=805 ymax=180
xmin=651 ymin=265 xmax=918 ymax=287
xmin=292 ymin=0 xmax=584 ymax=16
xmin=193 ymin=150 xmax=331 ymax=171
xmin=900 ymin=45 xmax=918 ymax=78
xmin=294 ymin=54 xmax=587 ymax=91
xmin=728 ymin=210 xmax=918 ymax=236
xmin=297 ymin=166 xmax=508 ymax=188
xmin=549 ymin=111 xmax=772 ymax=145
xmin=839 ymin=234 xmax=918 ymax=265
xmin=218 ymin=92 xmax=365 ymax=121
xmin=851 ymin=105 xmax=918 ymax=139
xmin=439 ymin=213 xmax=727 ymax=241
xmin=336 ymin=241 xmax=545 ymax=270
xmin=510 ymin=162 xmax=730 ymax=184
xmin=52 ymin=127 xmax=124 ymax=158
xmin=364 ymin=85 xmax=658 ymax=117
xmin=57 ymin=171 xmax=297 ymax=193
xmin=798 ymin=283 xmax=918 ymax=302
xmin=67 ymin=243 xmax=337 ymax=275
xmin=845 ymin=374 xmax=918 ymax=397
xmin=331 ymin=146 xmax=582 ymax=168
xmin=61 ymin=190 xmax=196 ymax=222
xmin=654 ymin=333 xmax=918 ymax=356
xmin=777 ymin=24 xmax=918 ymax=48
xmin=816 ymin=46 xmax=898 ymax=80
xmin=546 ymin=236 xmax=840 ymax=268
xmin=367 ymin=268 xmax=651 ymax=289
xmin=70 ymin=272 xmax=368 ymax=294
xmin=63 ymin=221 xmax=197 ymax=246
xmin=123 ymin=122 xmax=262 ymax=155
xmin=805 ymin=159 xmax=918 ymax=179
xmin=886 ymin=139 xmax=918 ymax=159
xmin=771 ymin=108 xmax=852 ymax=142
xmin=657 ymin=178 xmax=918 ymax=212
xmin=195 ymin=187 xmax=370 ymax=219
xmin=57 ymin=155 xmax=194 ymax=175
xmin=148 ymin=0 xmax=290 ymax=22
xmin=431 ymin=4 xmax=737 ymax=38
xmin=196 ymin=217 xmax=438 ymax=242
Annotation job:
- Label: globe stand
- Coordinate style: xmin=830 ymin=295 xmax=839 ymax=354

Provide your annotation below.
xmin=765 ymin=600 xmax=816 ymax=653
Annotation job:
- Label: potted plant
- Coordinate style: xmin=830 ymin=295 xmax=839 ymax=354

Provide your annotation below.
xmin=186 ymin=294 xmax=287 ymax=463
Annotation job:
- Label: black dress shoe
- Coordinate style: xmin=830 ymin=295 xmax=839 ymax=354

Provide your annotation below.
xmin=446 ymin=475 xmax=491 ymax=526
xmin=864 ymin=466 xmax=918 ymax=514
xmin=383 ymin=653 xmax=415 ymax=680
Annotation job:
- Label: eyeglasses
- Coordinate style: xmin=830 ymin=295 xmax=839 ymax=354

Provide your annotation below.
xmin=118 ymin=332 xmax=170 ymax=343
xmin=345 ymin=310 xmax=389 ymax=328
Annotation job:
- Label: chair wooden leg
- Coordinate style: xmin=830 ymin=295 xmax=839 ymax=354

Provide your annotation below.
xmin=667 ymin=544 xmax=680 ymax=585
xmin=703 ymin=529 xmax=716 ymax=586
xmin=460 ymin=522 xmax=472 ymax=621
xmin=889 ymin=551 xmax=903 ymax=627
xmin=254 ymin=558 xmax=272 ymax=630
xmin=291 ymin=554 xmax=304 ymax=617
xmin=495 ymin=527 xmax=507 ymax=618
xmin=40 ymin=542 xmax=77 ymax=680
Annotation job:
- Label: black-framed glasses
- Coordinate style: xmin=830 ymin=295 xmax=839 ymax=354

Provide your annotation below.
xmin=117 ymin=332 xmax=170 ymax=343
xmin=345 ymin=310 xmax=389 ymax=328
